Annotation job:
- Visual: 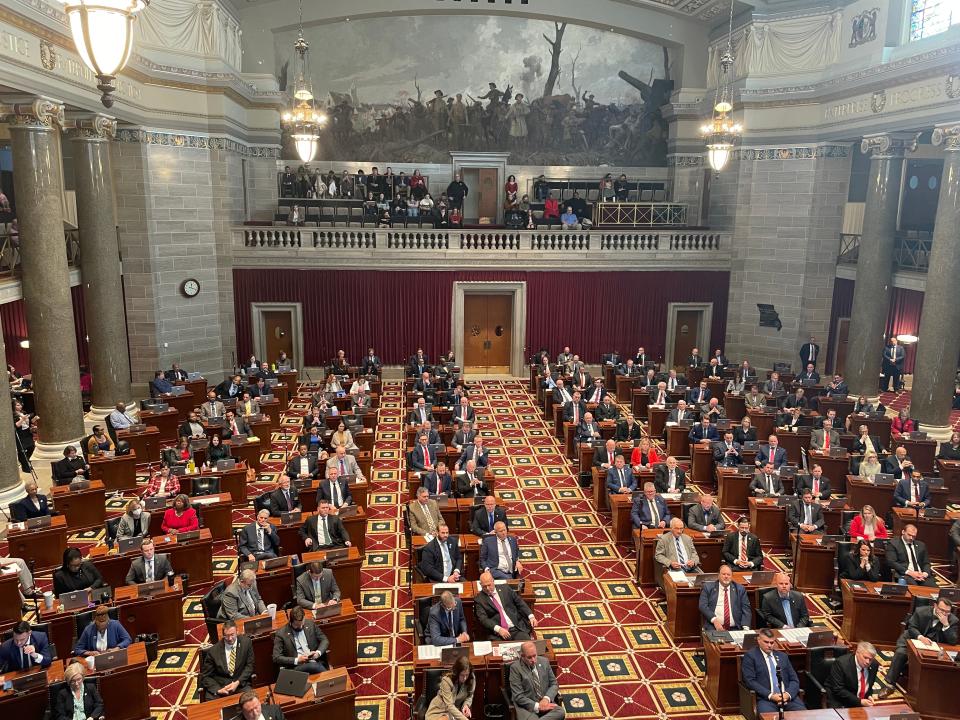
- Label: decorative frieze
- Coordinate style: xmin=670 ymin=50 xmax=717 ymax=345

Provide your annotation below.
xmin=114 ymin=127 xmax=280 ymax=158
xmin=932 ymin=123 xmax=960 ymax=152
xmin=66 ymin=114 xmax=117 ymax=141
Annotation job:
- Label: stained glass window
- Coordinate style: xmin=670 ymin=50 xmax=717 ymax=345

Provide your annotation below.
xmin=910 ymin=0 xmax=959 ymax=40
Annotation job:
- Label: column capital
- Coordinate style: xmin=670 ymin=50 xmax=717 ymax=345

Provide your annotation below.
xmin=65 ymin=114 xmax=118 ymax=142
xmin=932 ymin=123 xmax=960 ymax=152
xmin=0 ymin=97 xmax=65 ymax=130
xmin=860 ymin=131 xmax=919 ymax=158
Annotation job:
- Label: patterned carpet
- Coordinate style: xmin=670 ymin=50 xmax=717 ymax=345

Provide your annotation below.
xmin=11 ymin=378 xmax=955 ymax=719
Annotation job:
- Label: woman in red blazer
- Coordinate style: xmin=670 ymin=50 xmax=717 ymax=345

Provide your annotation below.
xmin=847 ymin=504 xmax=889 ymax=542
xmin=630 ymin=438 xmax=661 ymax=473
xmin=890 ymin=408 xmax=916 ymax=439
xmin=161 ymin=493 xmax=198 ymax=534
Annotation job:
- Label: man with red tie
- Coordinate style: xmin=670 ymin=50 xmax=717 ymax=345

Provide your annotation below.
xmin=825 ymin=641 xmax=879 ymax=708
xmin=421 ymin=460 xmax=453 ymax=496
xmin=587 ymin=378 xmax=607 ymax=404
xmin=698 ymin=564 xmax=752 ymax=631
xmin=410 ymin=433 xmax=437 ymax=472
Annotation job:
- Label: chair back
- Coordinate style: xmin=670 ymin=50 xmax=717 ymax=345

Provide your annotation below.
xmin=423 ymin=667 xmax=444 ymax=707
xmin=501 ymin=662 xmax=515 ymax=703
xmin=254 ymin=492 xmax=272 ymax=514
xmin=104 ymin=517 xmax=122 ymax=549
xmin=192 ymin=477 xmax=220 ymax=496
xmin=415 ymin=597 xmax=434 ymax=643
xmin=755 ymin=587 xmax=779 ymax=628
xmin=201 ymin=580 xmax=227 ymax=642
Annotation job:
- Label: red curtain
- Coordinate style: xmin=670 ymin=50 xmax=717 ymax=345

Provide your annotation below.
xmin=0 ymin=285 xmax=88 ymax=373
xmin=233 ymin=269 xmax=730 ymax=366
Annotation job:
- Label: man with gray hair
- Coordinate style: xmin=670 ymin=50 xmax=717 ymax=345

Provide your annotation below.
xmin=825 ymin=640 xmax=879 ymax=708
xmin=219 ymin=568 xmax=267 ymax=620
xmin=509 ymin=641 xmax=565 ymax=720
xmin=653 ymin=518 xmax=700 ymax=588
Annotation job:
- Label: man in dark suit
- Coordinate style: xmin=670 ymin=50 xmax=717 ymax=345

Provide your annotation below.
xmin=427 ymin=591 xmax=470 ymax=646
xmin=238 ymin=510 xmax=280 ymax=562
xmin=605 ymin=455 xmax=636 ymax=503
xmin=166 ymin=363 xmax=190 ymax=382
xmin=783 ymin=388 xmax=808 ymax=410
xmin=881 ymin=337 xmax=906 ymax=391
xmin=825 ymin=641 xmax=880 ymax=708
xmin=360 ymin=348 xmax=381 ymax=375
xmin=883 ymin=597 xmax=958 ymax=693
xmin=451 ymin=422 xmax=476 ymax=451
xmin=763 ymin=372 xmax=785 ymax=395
xmin=584 ymin=378 xmax=607 ymax=404
xmin=125 ymin=536 xmax=174 ymax=584
xmin=570 ymin=365 xmax=590 ymax=393
xmin=884 ymin=446 xmax=914 ymax=479
xmin=797 ymin=465 xmax=831 ymax=499
xmin=594 ymin=439 xmax=618 ymax=473
xmin=653 ymin=456 xmax=686 ymax=493
xmin=475 ymin=571 xmax=536 ymax=640
xmin=419 ymin=524 xmax=463 ymax=583
xmin=480 ymin=522 xmax=522 ymax=579
xmin=457 ymin=438 xmax=489 ymax=470
xmin=268 ymin=476 xmax=301 ymax=517
xmin=414 ymin=420 xmax=441 ymax=447
xmin=893 ymin=470 xmax=931 ymax=509
xmin=633 ymin=347 xmax=650 ymax=367
xmin=471 ymin=495 xmax=507 ymax=538
xmin=758 ymin=574 xmax=811 ymax=628
xmin=687 ymin=348 xmax=704 ymax=367
xmin=751 ymin=462 xmax=785 ymax=496
xmin=414 ymin=371 xmax=437 ymax=402
xmin=699 ymin=564 xmax=752 ymax=630
xmin=616 ymin=414 xmax=642 ymax=441
xmin=552 ymin=379 xmax=573 ymax=407
xmin=787 ymin=490 xmax=825 ymax=534
xmin=317 ymin=467 xmax=353 ymax=509
xmin=455 ymin=460 xmax=487 ymax=498
xmin=286 ymin=444 xmax=319 ymax=481
xmin=199 ymin=620 xmax=254 ymax=698
xmin=723 ymin=516 xmax=764 ymax=571
xmin=885 ymin=522 xmax=936 ymax=586
xmin=10 ymin=480 xmax=50 ymax=521
xmin=798 ymin=364 xmax=820 ymax=384
xmin=687 ymin=493 xmax=723 ymax=532
xmin=300 ymin=502 xmax=351 ymax=550
xmin=53 ymin=445 xmax=88 ymax=486
xmin=563 ymin=391 xmax=587 ymax=426
xmin=294 ymin=560 xmax=340 ymax=610
xmin=150 ymin=370 xmax=174 ymax=397
xmin=0 ymin=621 xmax=52 ymax=671
xmin=272 ymin=606 xmax=328 ymax=674
xmin=688 ymin=418 xmax=719 ymax=444
xmin=238 ymin=690 xmax=284 ymax=720
xmin=799 ymin=337 xmax=820 ymax=370
xmin=408 ymin=351 xmax=429 ymax=378
xmin=810 ymin=419 xmax=840 ymax=452
xmin=595 ymin=395 xmax=620 ymax=422
xmin=420 ymin=460 xmax=453 ymax=496
xmin=741 ymin=628 xmax=806 ymax=713
xmin=215 ymin=374 xmax=244 ymax=400
xmin=631 ymin=482 xmax=671 ymax=529
xmin=451 ymin=397 xmax=476 ymax=426
xmin=577 ymin=412 xmax=601 ymax=442
xmin=666 ymin=399 xmax=690 ymax=424
xmin=410 ymin=434 xmax=438 ymax=472
xmin=221 ymin=410 xmax=251 ymax=440
xmin=407 ymin=397 xmax=434 ymax=426
xmin=755 ymin=436 xmax=787 ymax=468
xmin=824 ymin=374 xmax=849 ymax=397
xmin=705 ymin=358 xmax=723 ymax=378
xmin=687 ymin=381 xmax=711 ymax=405
xmin=713 ymin=431 xmax=742 ymax=467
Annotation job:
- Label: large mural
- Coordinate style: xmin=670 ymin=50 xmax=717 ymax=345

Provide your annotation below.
xmin=274 ymin=16 xmax=672 ymax=166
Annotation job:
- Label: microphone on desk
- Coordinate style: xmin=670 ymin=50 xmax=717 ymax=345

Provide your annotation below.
xmin=774 ymin=657 xmax=786 ymax=720
xmin=27 ymin=559 xmax=39 ymax=616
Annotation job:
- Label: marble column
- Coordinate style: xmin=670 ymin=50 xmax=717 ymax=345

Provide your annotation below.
xmin=0 ymin=318 xmax=25 ymax=506
xmin=845 ymin=132 xmax=917 ymax=399
xmin=69 ymin=115 xmax=135 ymax=429
xmin=3 ymin=99 xmax=85 ymax=462
xmin=908 ymin=123 xmax=960 ymax=439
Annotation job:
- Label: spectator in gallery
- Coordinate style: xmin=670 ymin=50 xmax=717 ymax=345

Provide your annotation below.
xmin=280 ymin=166 xmax=295 ymax=197
xmin=409 ymin=169 xmax=427 ymax=200
xmin=378 ymin=210 xmax=392 ymax=228
xmin=614 ymin=173 xmax=630 ymax=201
xmin=504 ymin=174 xmax=519 ymax=205
xmin=560 ymin=206 xmax=581 ymax=230
xmin=419 ymin=193 xmax=435 ymax=216
xmin=435 ymin=207 xmax=451 ymax=228
xmin=340 ymin=171 xmax=354 ymax=198
xmin=599 ymin=173 xmax=615 ymax=201
xmin=450 ymin=206 xmax=463 ymax=227
xmin=533 ymin=174 xmax=549 ymax=202
xmin=363 ymin=193 xmax=377 ymax=221
xmin=446 ymin=173 xmax=469 ymax=209
xmin=543 ymin=192 xmax=560 ymax=221
xmin=407 ymin=195 xmax=420 ymax=218
xmin=569 ymin=190 xmax=592 ymax=228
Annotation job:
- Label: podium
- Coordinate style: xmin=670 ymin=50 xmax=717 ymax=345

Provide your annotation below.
xmin=89 ymin=451 xmax=138 ymax=492
xmin=749 ymin=496 xmax=788 ymax=545
xmin=50 ymin=479 xmax=105 ymax=532
xmin=6 ymin=514 xmax=68 ymax=571
xmin=139 ymin=408 xmax=180 ymax=442
xmin=907 ymin=641 xmax=960 ymax=719
xmin=666 ymin=425 xmax=691 ymax=458
xmin=791 ymin=533 xmax=837 ymax=593
xmin=117 ymin=426 xmax=161 ymax=463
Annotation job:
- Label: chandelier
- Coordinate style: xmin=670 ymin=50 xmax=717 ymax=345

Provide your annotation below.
xmin=64 ymin=0 xmax=148 ymax=108
xmin=701 ymin=0 xmax=742 ymax=172
xmin=281 ymin=1 xmax=326 ymax=163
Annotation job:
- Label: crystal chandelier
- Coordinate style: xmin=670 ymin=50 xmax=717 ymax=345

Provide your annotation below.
xmin=64 ymin=0 xmax=148 ymax=107
xmin=281 ymin=1 xmax=326 ymax=163
xmin=701 ymin=0 xmax=742 ymax=172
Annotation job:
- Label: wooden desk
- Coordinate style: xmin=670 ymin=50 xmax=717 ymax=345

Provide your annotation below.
xmin=891 ymin=508 xmax=958 ymax=562
xmin=906 ymin=641 xmax=960 ymax=720
xmin=271 ymin=507 xmax=367 ymax=558
xmin=299 ymin=547 xmax=362 ymax=604
xmin=139 ymin=408 xmax=180 ymax=443
xmin=159 ymin=390 xmax=197 ymax=420
xmin=49 ymin=479 xmax=106 ymax=532
xmin=791 ymin=533 xmax=837 ymax=593
xmin=666 ymin=425 xmax=691 ymax=458
xmin=410 ymin=581 xmax=537 ymax=642
xmin=178 ymin=463 xmax=249 ymax=506
xmin=818 ymin=397 xmax=856 ymax=425
xmin=117 ymin=426 xmax=161 ymax=463
xmin=633 ymin=527 xmax=724 ymax=585
xmin=89 ymin=451 xmax=138 ymax=492
xmin=749 ymin=496 xmax=789 ymax=546
xmin=228 ymin=438 xmax=263 ymax=471
xmin=778 ymin=430 xmax=812 ymax=466
xmin=631 ymin=388 xmax=651 ymax=419
xmin=94 ymin=641 xmax=151 ymax=720
xmin=298 ymin=478 xmax=370 ymax=513
xmin=6 ymin=514 xmax=68 ymax=571
xmin=663 ymin=570 xmax=775 ymax=641
xmin=893 ymin=437 xmax=937 ymax=474
xmin=935 ymin=459 xmax=960 ymax=504
xmin=832 ymin=704 xmax=913 ymax=720
xmin=0 ymin=572 xmax=21 ymax=624
xmin=146 ymin=493 xmax=232 ymax=541
xmin=648 ymin=406 xmax=668 ymax=438
xmin=840 ymin=579 xmax=939 ymax=646
xmin=716 ymin=467 xmax=753 ymax=512
xmin=807 ymin=451 xmax=850 ymax=493
xmin=846 ymin=475 xmax=896 ymax=518
xmin=691 ymin=443 xmax=715 ymax=489
xmin=249 ymin=416 xmax=273 ymax=453
xmin=174 ymin=378 xmax=208 ymax=401
xmin=748 ymin=411 xmax=776 ymax=443
xmin=88 ymin=528 xmax=214 ymax=591
xmin=0 ymin=663 xmax=62 ymax=716
xmin=723 ymin=393 xmax=746 ymax=422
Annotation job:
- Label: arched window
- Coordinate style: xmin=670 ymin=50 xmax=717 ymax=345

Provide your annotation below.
xmin=910 ymin=0 xmax=959 ymax=40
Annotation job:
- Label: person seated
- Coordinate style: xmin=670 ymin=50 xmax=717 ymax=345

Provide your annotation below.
xmin=666 ymin=399 xmax=690 ymax=425
xmin=741 ymin=628 xmax=806 ymax=713
xmin=705 ymin=359 xmax=724 ymax=378
xmin=783 ymin=388 xmax=808 ymax=410
xmin=85 ymin=425 xmax=116 ymax=458
xmin=480 ymin=522 xmax=522 ymax=579
xmin=813 ymin=409 xmax=840 ymax=431
xmin=776 ymin=406 xmax=804 ymax=430
xmin=408 ymin=349 xmax=429 ymax=378
xmin=890 ymin=408 xmax=916 ymax=440
xmin=570 ymin=363 xmax=590 ymax=392
xmin=630 ymin=437 xmax=660 ymax=472
xmin=414 ymin=371 xmax=436 ymax=402
xmin=810 ymin=419 xmax=840 ymax=452
xmin=53 ymin=547 xmax=105 ymax=596
xmin=577 ymin=412 xmax=601 ymax=443
xmin=563 ymin=391 xmax=587 ymax=425
xmin=143 ymin=465 xmax=179 ymax=499
xmin=847 ymin=505 xmax=888 ymax=541
xmin=161 ymin=494 xmax=199 ymax=535
xmin=427 ymin=591 xmax=470 ymax=648
xmin=215 ymin=374 xmax=244 ymax=400
xmin=300 ymin=501 xmax=351 ymax=550
xmin=475 ymin=571 xmax=536 ymax=641
xmin=219 ymin=568 xmax=267 ymax=620
xmin=456 ymin=438 xmax=489 ymax=470
xmin=165 ymin=363 xmax=189 ymax=382
xmin=758 ymin=574 xmax=811 ymax=628
xmin=885 ymin=522 xmax=936 ymax=586
xmin=937 ymin=431 xmax=960 ymax=460
xmin=796 ymin=464 xmax=831 ymax=499
xmin=605 ymin=455 xmax=636 ymax=503
xmin=851 ymin=424 xmax=883 ymax=457
xmin=410 ymin=433 xmax=439 ymax=473
xmin=419 ymin=524 xmax=463 ymax=583
xmin=53 ymin=445 xmax=89 ymax=486
xmin=882 ymin=597 xmax=957 ymax=695
xmin=508 ymin=641 xmax=565 ymax=720
xmin=713 ymin=431 xmax=742 ymax=467
xmin=125 ymin=536 xmax=173 ymax=584
xmin=295 ymin=560 xmax=341 ymax=610
xmin=632 ymin=482 xmax=671 ymax=529
xmin=199 ymin=620 xmax=254 ymax=698
xmin=750 ymin=462 xmax=784 ymax=496
xmin=755 ymin=436 xmax=787 ymax=468
xmin=451 ymin=422 xmax=476 ymax=451
xmin=884 ymin=446 xmax=914 ymax=479
xmin=560 ymin=206 xmax=580 ymax=230
xmin=648 ymin=381 xmax=669 ymax=407
xmin=733 ymin=417 xmax=758 ymax=445
xmin=179 ymin=411 xmax=206 ymax=439
xmin=700 ymin=397 xmax=726 ymax=422
xmin=286 ymin=443 xmax=320 ymax=481
xmin=744 ymin=385 xmax=766 ymax=410
xmin=824 ymin=641 xmax=879 ymax=709
xmin=272 ymin=606 xmax=328 ymax=675
xmin=269 ymin=476 xmax=301 ymax=517
xmin=470 ymin=495 xmax=507 ymax=538
xmin=421 ymin=460 xmax=454 ymax=497
xmin=235 ymin=509 xmax=279 ymax=563
xmin=316 ymin=465 xmax=353 ymax=509
xmin=787 ymin=489 xmax=825 ymax=534
xmin=893 ymin=469 xmax=931 ymax=508
xmin=416 ymin=420 xmax=442 ymax=447
xmin=584 ymin=378 xmax=607 ymax=404
xmin=0 ymin=620 xmax=52 ymax=670
xmin=687 ymin=493 xmax=723 ymax=532
xmin=150 ymin=370 xmax=174 ymax=397
xmin=687 ymin=348 xmax=704 ymax=368
xmin=408 ymin=397 xmax=434 ymax=426
xmin=199 ymin=390 xmax=226 ymax=421
xmin=654 ymin=519 xmax=701 ymax=587
xmin=221 ymin=409 xmax=251 ymax=441
xmin=451 ymin=397 xmax=476 ymax=426
xmin=408 ymin=485 xmax=445 ymax=538
xmin=763 ymin=373 xmax=785 ymax=395
xmin=616 ymin=413 xmax=642 ymax=441
xmin=255 ymin=362 xmax=277 ymax=381
xmin=11 ymin=479 xmax=50 ymax=521
xmin=689 ymin=417 xmax=720 ymax=444
xmin=108 ymin=402 xmax=136 ymax=430
xmin=653 ymin=456 xmax=686 ymax=493
xmin=858 ymin=451 xmax=883 ymax=478
xmin=205 ymin=434 xmax=231 ymax=467
xmin=723 ymin=516 xmax=764 ymax=571
xmin=73 ymin=605 xmax=132 ymax=656
xmin=53 ymin=660 xmax=105 ymax=720
xmin=699 ymin=564 xmax=752 ymax=631
xmin=687 ymin=381 xmax=710 ymax=405
xmin=663 ymin=369 xmax=685 ymax=391
xmin=454 ymin=459 xmax=486 ymax=498
xmin=797 ymin=363 xmax=820 ymax=384
xmin=839 ymin=540 xmax=880 ymax=583
xmin=594 ymin=395 xmax=620 ymax=422
xmin=593 ymin=439 xmax=618 ymax=472
xmin=617 ymin=358 xmax=639 ymax=377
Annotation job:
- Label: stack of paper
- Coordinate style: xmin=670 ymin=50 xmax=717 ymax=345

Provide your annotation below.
xmin=667 ymin=570 xmax=688 ymax=583
xmin=779 ymin=628 xmax=812 ymax=645
xmin=473 ymin=641 xmax=493 ymax=656
xmin=417 ymin=645 xmax=442 ymax=660
xmin=432 ymin=582 xmax=464 ymax=594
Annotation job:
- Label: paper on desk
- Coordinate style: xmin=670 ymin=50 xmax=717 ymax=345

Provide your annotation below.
xmin=661 ymin=493 xmax=682 ymax=501
xmin=729 ymin=630 xmax=754 ymax=645
xmin=433 ymin=582 xmax=464 ymax=594
xmin=417 ymin=645 xmax=443 ymax=660
xmin=473 ymin=641 xmax=493 ymax=656
xmin=667 ymin=570 xmax=688 ymax=583
xmin=474 ymin=580 xmax=508 ymax=591
xmin=910 ymin=638 xmax=940 ymax=652
xmin=779 ymin=628 xmax=811 ymax=645
xmin=493 ymin=642 xmax=522 ymax=658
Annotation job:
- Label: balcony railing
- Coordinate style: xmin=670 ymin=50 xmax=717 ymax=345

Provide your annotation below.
xmin=838 ymin=231 xmax=931 ymax=272
xmin=0 ymin=225 xmax=81 ymax=275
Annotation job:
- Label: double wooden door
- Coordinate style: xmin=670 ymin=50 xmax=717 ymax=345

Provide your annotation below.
xmin=463 ymin=294 xmax=512 ymax=372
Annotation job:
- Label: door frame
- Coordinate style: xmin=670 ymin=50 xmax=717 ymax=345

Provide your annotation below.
xmin=452 ymin=282 xmax=526 ymax=377
xmin=450 ymin=151 xmax=511 ymax=224
xmin=250 ymin=302 xmax=305 ymax=370
xmin=664 ymin=302 xmax=713 ymax=369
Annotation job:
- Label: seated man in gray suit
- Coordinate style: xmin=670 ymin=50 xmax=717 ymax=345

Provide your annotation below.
xmin=271 ymin=606 xmax=329 ymax=674
xmin=787 ymin=489 xmax=825 ymax=534
xmin=124 ymin=536 xmax=174 ymax=585
xmin=326 ymin=444 xmax=365 ymax=481
xmin=687 ymin=493 xmax=723 ymax=532
xmin=810 ymin=419 xmax=841 ymax=452
xmin=654 ymin=518 xmax=701 ymax=588
xmin=294 ymin=560 xmax=341 ymax=610
xmin=218 ymin=568 xmax=268 ymax=620
xmin=509 ymin=641 xmax=565 ymax=720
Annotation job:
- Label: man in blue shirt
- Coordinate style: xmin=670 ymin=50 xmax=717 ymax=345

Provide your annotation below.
xmin=560 ymin=206 xmax=581 ymax=230
xmin=150 ymin=371 xmax=173 ymax=397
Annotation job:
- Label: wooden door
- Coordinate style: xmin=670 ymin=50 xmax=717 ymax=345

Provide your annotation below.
xmin=463 ymin=295 xmax=512 ymax=372
xmin=672 ymin=309 xmax=701 ymax=370
xmin=477 ymin=168 xmax=499 ymax=222
xmin=262 ymin=310 xmax=293 ymax=364
xmin=834 ymin=318 xmax=850 ymax=376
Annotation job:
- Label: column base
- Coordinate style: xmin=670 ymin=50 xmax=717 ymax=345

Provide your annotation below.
xmin=912 ymin=423 xmax=954 ymax=443
xmin=84 ymin=403 xmax=138 ymax=433
xmin=0 ymin=478 xmax=26 ymax=512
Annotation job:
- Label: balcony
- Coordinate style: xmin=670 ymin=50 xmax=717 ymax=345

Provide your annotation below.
xmin=838 ymin=231 xmax=934 ymax=273
xmin=232 ymin=227 xmax=732 ymax=271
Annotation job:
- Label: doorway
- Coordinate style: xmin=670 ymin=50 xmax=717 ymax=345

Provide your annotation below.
xmin=464 ymin=295 xmax=513 ymax=373
xmin=664 ymin=302 xmax=713 ymax=370
xmin=450 ymin=151 xmax=511 ymax=224
xmin=250 ymin=302 xmax=305 ymax=369
xmin=833 ymin=318 xmax=850 ymax=375
xmin=263 ymin=311 xmax=293 ymax=365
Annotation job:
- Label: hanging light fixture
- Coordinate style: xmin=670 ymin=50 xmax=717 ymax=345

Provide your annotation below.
xmin=281 ymin=0 xmax=326 ymax=163
xmin=63 ymin=0 xmax=148 ymax=108
xmin=701 ymin=0 xmax=743 ymax=172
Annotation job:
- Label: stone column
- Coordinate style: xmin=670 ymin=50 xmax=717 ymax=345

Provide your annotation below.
xmin=68 ymin=115 xmax=135 ymax=429
xmin=0 ymin=319 xmax=26 ymax=506
xmin=907 ymin=123 xmax=960 ymax=439
xmin=845 ymin=132 xmax=917 ymax=399
xmin=3 ymin=99 xmax=85 ymax=462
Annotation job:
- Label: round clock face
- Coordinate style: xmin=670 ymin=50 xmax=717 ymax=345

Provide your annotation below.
xmin=182 ymin=279 xmax=200 ymax=297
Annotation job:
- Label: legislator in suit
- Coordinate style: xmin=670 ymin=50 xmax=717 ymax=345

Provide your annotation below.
xmin=237 ymin=516 xmax=280 ymax=561
xmin=713 ymin=438 xmax=743 ymax=467
xmin=741 ymin=632 xmax=805 ymax=713
xmin=10 ymin=488 xmax=51 ymax=521
xmin=723 ymin=525 xmax=764 ymax=570
xmin=410 ymin=440 xmax=439 ymax=472
xmin=508 ymin=646 xmax=565 ymax=720
xmin=269 ymin=482 xmax=301 ymax=517
xmin=605 ymin=463 xmax=636 ymax=501
xmin=885 ymin=531 xmax=936 ymax=586
xmin=0 ymin=624 xmax=52 ymax=670
xmin=480 ymin=532 xmax=521 ymax=579
xmin=475 ymin=575 xmax=534 ymax=640
xmin=218 ymin=572 xmax=268 ymax=620
xmin=458 ymin=443 xmax=489 ymax=469
xmin=799 ymin=339 xmax=820 ymax=369
xmin=199 ymin=628 xmax=255 ymax=697
xmin=699 ymin=573 xmax=752 ymax=630
xmin=689 ymin=421 xmax=720 ymax=443
xmin=286 ymin=450 xmax=319 ymax=480
xmin=317 ymin=476 xmax=353 ymax=508
xmin=810 ymin=427 xmax=840 ymax=451
xmin=52 ymin=674 xmax=105 ymax=720
xmin=455 ymin=467 xmax=487 ymax=498
xmin=796 ymin=471 xmax=831 ymax=499
xmin=73 ymin=613 xmax=132 ymax=656
xmin=272 ymin=610 xmax=329 ymax=674
xmin=420 ymin=531 xmax=464 ymax=582
xmin=884 ymin=600 xmax=958 ymax=687
xmin=825 ymin=647 xmax=880 ymax=708
xmin=756 ymin=441 xmax=787 ymax=469
xmin=420 ymin=469 xmax=453 ymax=496
xmin=654 ymin=524 xmax=700 ymax=586
xmin=750 ymin=469 xmax=784 ymax=496
xmin=427 ymin=594 xmax=469 ymax=646
xmin=758 ymin=583 xmax=811 ymax=628
xmin=786 ymin=496 xmax=825 ymax=533
xmin=300 ymin=510 xmax=350 ymax=549
xmin=470 ymin=498 xmax=507 ymax=537
xmin=881 ymin=340 xmax=906 ymax=392
xmin=893 ymin=476 xmax=932 ymax=508
xmin=631 ymin=490 xmax=671 ymax=529
xmin=653 ymin=462 xmax=686 ymax=493
xmin=294 ymin=562 xmax=341 ymax=609
xmin=407 ymin=493 xmax=445 ymax=536
xmin=125 ymin=550 xmax=174 ymax=585
xmin=687 ymin=499 xmax=723 ymax=532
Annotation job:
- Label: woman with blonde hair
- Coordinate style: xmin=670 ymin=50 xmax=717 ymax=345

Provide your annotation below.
xmin=117 ymin=497 xmax=151 ymax=540
xmin=858 ymin=451 xmax=882 ymax=479
xmin=848 ymin=504 xmax=889 ymax=541
xmin=53 ymin=661 xmax=104 ymax=720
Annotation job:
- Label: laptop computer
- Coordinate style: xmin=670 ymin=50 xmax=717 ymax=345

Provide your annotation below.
xmin=177 ymin=530 xmax=201 ymax=542
xmin=169 ymin=465 xmax=187 ymax=476
xmin=25 ymin=515 xmax=52 ymax=529
xmin=91 ymin=585 xmax=112 ymax=604
xmin=280 ymin=511 xmax=302 ymax=525
xmin=922 ymin=507 xmax=946 ymax=518
xmin=937 ymin=587 xmax=960 ymax=603
xmin=742 ymin=441 xmax=759 ymax=451
xmin=312 ymin=671 xmax=349 ymax=698
xmin=243 ymin=615 xmax=273 ymax=637
xmin=143 ymin=495 xmax=167 ymax=512
xmin=748 ymin=571 xmax=776 ymax=585
xmin=260 ymin=393 xmax=275 ymax=403
xmin=138 ymin=579 xmax=166 ymax=597
xmin=806 ymin=629 xmax=835 ymax=648
xmin=274 ymin=668 xmax=310 ymax=698
xmin=324 ymin=547 xmax=348 ymax=562
xmin=128 ymin=423 xmax=147 ymax=433
xmin=873 ymin=473 xmax=896 ymax=485
xmin=231 ymin=434 xmax=249 ymax=444
xmin=314 ymin=601 xmax=342 ymax=619
xmin=9 ymin=669 xmax=48 ymax=692
xmin=69 ymin=479 xmax=91 ymax=491
xmin=879 ymin=584 xmax=909 ymax=596
xmin=266 ymin=378 xmax=280 ymax=388
xmin=59 ymin=590 xmax=89 ymax=611
xmin=337 ymin=504 xmax=359 ymax=518
xmin=742 ymin=633 xmax=760 ymax=652
xmin=216 ymin=459 xmax=237 ymax=471
xmin=692 ymin=573 xmax=719 ymax=587
xmin=262 ymin=556 xmax=288 ymax=571
xmin=187 ymin=372 xmax=202 ymax=380
xmin=117 ymin=536 xmax=143 ymax=554
xmin=93 ymin=647 xmax=128 ymax=671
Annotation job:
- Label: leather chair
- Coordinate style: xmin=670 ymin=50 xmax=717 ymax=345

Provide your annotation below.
xmin=74 ymin=606 xmax=120 ymax=639
xmin=104 ymin=517 xmax=122 ymax=550
xmin=754 ymin=587 xmax=779 ymax=628
xmin=201 ymin=580 xmax=227 ymax=643
xmin=804 ymin=644 xmax=849 ymax=708
xmin=413 ymin=596 xmax=434 ymax=646
xmin=253 ymin=491 xmax=272 ymax=515
xmin=409 ymin=667 xmax=445 ymax=720
xmin=191 ymin=477 xmax=220 ymax=497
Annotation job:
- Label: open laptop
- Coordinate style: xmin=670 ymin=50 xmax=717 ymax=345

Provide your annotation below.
xmin=216 ymin=459 xmax=237 ymax=471
xmin=8 ymin=669 xmax=48 ymax=692
xmin=93 ymin=647 xmax=128 ymax=672
xmin=242 ymin=615 xmax=273 ymax=636
xmin=91 ymin=585 xmax=112 ymax=604
xmin=187 ymin=372 xmax=202 ymax=381
xmin=59 ymin=589 xmax=90 ymax=611
xmin=878 ymin=584 xmax=909 ymax=597
xmin=314 ymin=601 xmax=342 ymax=619
xmin=138 ymin=579 xmax=167 ymax=597
xmin=280 ymin=510 xmax=302 ymax=525
xmin=312 ymin=672 xmax=349 ymax=698
xmin=748 ymin=571 xmax=776 ymax=585
xmin=274 ymin=668 xmax=310 ymax=698
xmin=337 ymin=504 xmax=359 ymax=519
xmin=143 ymin=496 xmax=167 ymax=512
xmin=262 ymin=556 xmax=289 ymax=571
xmin=117 ymin=536 xmax=143 ymax=554
xmin=324 ymin=547 xmax=349 ymax=562
xmin=25 ymin=515 xmax=52 ymax=529
xmin=266 ymin=378 xmax=280 ymax=388
xmin=69 ymin=479 xmax=91 ymax=491
xmin=177 ymin=530 xmax=201 ymax=542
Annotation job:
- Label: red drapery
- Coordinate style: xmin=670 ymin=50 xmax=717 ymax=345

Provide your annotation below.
xmin=0 ymin=285 xmax=88 ymax=374
xmin=233 ymin=269 xmax=730 ymax=366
